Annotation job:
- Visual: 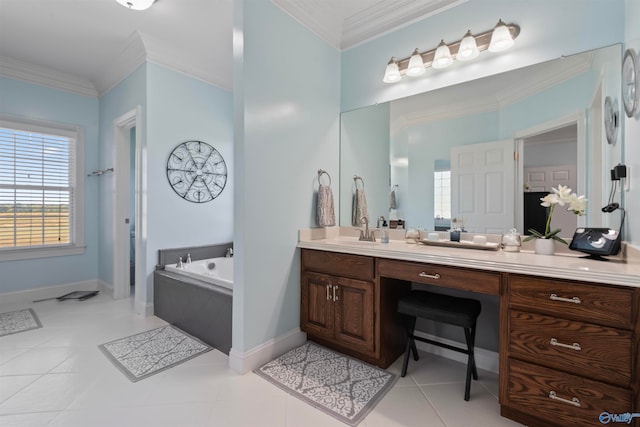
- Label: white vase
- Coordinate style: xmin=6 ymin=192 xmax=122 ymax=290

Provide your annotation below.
xmin=534 ymin=238 xmax=555 ymax=255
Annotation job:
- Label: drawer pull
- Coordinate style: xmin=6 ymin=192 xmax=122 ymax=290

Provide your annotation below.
xmin=333 ymin=285 xmax=339 ymax=302
xmin=326 ymin=284 xmax=331 ymax=301
xmin=418 ymin=272 xmax=441 ymax=279
xmin=548 ymin=391 xmax=581 ymax=407
xmin=549 ymin=294 xmax=581 ymax=304
xmin=549 ymin=338 xmax=582 ymax=351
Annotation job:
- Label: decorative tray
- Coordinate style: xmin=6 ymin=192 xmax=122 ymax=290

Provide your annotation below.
xmin=418 ymin=239 xmax=500 ymax=251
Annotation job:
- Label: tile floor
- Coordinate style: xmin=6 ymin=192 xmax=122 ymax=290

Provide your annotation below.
xmin=0 ymin=294 xmax=523 ymax=427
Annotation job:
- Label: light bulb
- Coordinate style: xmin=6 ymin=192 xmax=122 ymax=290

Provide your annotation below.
xmin=383 ymin=58 xmax=402 ymax=83
xmin=457 ymin=30 xmax=479 ymax=61
xmin=488 ymin=19 xmax=514 ymax=52
xmin=432 ymin=40 xmax=453 ymax=69
xmin=406 ymin=49 xmax=425 ymax=76
xmin=115 ymin=0 xmax=155 ymax=10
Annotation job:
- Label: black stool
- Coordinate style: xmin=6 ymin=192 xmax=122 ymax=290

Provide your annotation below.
xmin=397 ymin=290 xmax=481 ymax=401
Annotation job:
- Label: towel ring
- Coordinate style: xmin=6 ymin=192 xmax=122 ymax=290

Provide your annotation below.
xmin=353 ymin=175 xmax=365 ymax=190
xmin=317 ymin=169 xmax=331 ymax=186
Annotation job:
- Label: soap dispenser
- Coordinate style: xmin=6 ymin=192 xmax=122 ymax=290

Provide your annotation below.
xmin=381 ymin=226 xmax=389 ymax=244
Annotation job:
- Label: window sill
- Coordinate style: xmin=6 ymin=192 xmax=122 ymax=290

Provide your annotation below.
xmin=0 ymin=245 xmax=86 ymax=261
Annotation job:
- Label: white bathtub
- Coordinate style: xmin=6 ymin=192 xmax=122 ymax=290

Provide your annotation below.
xmin=165 ymin=257 xmax=233 ymax=290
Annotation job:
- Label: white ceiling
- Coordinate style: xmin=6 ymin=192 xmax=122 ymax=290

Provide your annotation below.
xmin=0 ymin=0 xmax=462 ymax=96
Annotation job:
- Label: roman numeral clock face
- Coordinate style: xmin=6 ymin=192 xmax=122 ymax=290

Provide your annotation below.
xmin=166 ymin=140 xmax=227 ymax=203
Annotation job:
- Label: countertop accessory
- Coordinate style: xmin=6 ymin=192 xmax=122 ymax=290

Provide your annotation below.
xmin=502 ymin=228 xmax=521 ymax=252
xmin=419 ymin=239 xmax=499 ymax=251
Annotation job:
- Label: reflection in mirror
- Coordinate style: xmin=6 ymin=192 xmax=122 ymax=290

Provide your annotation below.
xmin=340 ymin=44 xmax=623 ymax=237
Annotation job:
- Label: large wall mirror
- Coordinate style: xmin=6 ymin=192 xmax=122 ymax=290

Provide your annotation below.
xmin=340 ymin=44 xmax=623 ymax=237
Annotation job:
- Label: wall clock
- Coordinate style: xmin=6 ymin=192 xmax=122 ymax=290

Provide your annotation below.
xmin=166 ymin=140 xmax=227 ymax=203
xmin=622 ymin=48 xmax=639 ymax=118
xmin=604 ymin=96 xmax=618 ymax=145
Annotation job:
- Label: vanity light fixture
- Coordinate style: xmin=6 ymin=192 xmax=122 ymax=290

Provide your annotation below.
xmin=432 ymin=40 xmax=454 ymax=69
xmin=115 ymin=0 xmax=155 ymax=10
xmin=383 ymin=19 xmax=520 ymax=83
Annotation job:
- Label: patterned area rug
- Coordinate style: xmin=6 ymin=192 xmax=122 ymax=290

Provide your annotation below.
xmin=99 ymin=325 xmax=211 ymax=382
xmin=0 ymin=308 xmax=42 ymax=337
xmin=255 ymin=342 xmax=396 ymax=426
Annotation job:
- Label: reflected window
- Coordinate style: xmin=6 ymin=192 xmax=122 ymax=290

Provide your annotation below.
xmin=434 ymin=170 xmax=451 ymax=221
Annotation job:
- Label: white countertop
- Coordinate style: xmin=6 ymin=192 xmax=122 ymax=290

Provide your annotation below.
xmin=297 ymin=227 xmax=640 ymax=288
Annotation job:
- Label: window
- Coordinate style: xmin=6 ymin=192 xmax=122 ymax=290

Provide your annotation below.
xmin=434 ymin=170 xmax=451 ymax=219
xmin=0 ymin=116 xmax=84 ymax=260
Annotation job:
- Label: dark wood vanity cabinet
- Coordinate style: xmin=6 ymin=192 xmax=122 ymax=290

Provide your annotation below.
xmin=501 ymin=274 xmax=639 ymax=427
xmin=301 ymin=249 xmax=376 ymax=357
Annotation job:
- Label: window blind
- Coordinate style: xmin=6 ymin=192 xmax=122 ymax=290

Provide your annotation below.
xmin=0 ymin=126 xmax=75 ymax=249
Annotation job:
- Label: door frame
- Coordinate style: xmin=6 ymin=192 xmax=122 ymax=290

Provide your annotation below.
xmin=513 ymin=112 xmax=586 ymax=233
xmin=112 ymin=106 xmax=148 ymax=315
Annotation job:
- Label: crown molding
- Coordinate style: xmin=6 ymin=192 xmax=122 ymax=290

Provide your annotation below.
xmin=0 ymin=55 xmax=98 ymax=97
xmin=273 ymin=0 xmax=466 ymax=50
xmin=93 ymin=31 xmax=148 ymax=96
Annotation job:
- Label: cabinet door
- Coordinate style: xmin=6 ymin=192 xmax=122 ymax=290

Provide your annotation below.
xmin=301 ymin=271 xmax=334 ymax=339
xmin=333 ymin=277 xmax=375 ymax=353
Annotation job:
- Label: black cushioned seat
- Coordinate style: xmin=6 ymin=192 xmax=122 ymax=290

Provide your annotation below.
xmin=397 ymin=290 xmax=481 ymax=401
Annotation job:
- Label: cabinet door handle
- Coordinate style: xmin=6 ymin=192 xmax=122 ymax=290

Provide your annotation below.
xmin=549 ymin=338 xmax=582 ymax=351
xmin=418 ymin=272 xmax=441 ymax=279
xmin=333 ymin=285 xmax=339 ymax=302
xmin=326 ymin=284 xmax=331 ymax=301
xmin=548 ymin=391 xmax=581 ymax=407
xmin=549 ymin=293 xmax=581 ymax=304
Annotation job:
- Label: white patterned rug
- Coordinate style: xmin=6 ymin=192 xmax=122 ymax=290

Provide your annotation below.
xmin=254 ymin=342 xmax=396 ymax=426
xmin=0 ymin=308 xmax=42 ymax=337
xmin=99 ymin=325 xmax=211 ymax=382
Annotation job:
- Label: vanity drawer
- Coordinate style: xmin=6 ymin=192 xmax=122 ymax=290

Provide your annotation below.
xmin=301 ymin=249 xmax=374 ymax=280
xmin=508 ymin=310 xmax=632 ymax=385
xmin=508 ymin=359 xmax=632 ymax=427
xmin=377 ymin=259 xmax=500 ymax=295
xmin=508 ymin=275 xmax=633 ymax=329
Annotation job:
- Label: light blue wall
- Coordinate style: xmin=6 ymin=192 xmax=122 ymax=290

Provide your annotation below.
xmin=624 ymin=0 xmax=640 ymax=245
xmin=341 ymin=0 xmax=625 ymax=112
xmin=233 ymin=0 xmax=340 ymax=352
xmin=145 ymin=63 xmax=233 ymax=303
xmin=0 ymin=77 xmax=100 ymax=293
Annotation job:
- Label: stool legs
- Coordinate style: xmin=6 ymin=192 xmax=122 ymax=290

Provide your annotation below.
xmin=401 ymin=316 xmax=419 ymax=377
xmin=463 ymin=323 xmax=478 ymax=401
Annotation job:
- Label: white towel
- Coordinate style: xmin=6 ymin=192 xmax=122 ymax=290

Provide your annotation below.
xmin=316 ymin=184 xmax=335 ymax=227
xmin=390 ymin=189 xmax=397 ymax=210
xmin=352 ymin=188 xmax=369 ymax=226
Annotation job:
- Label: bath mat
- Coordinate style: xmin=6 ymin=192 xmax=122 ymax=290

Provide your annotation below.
xmin=0 ymin=308 xmax=42 ymax=337
xmin=99 ymin=325 xmax=211 ymax=382
xmin=254 ymin=342 xmax=396 ymax=426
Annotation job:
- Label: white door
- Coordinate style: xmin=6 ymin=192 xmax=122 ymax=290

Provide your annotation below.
xmin=451 ymin=140 xmax=515 ymax=234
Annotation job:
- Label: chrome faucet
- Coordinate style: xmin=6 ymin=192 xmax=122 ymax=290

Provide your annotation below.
xmin=176 ymin=256 xmax=184 ymax=268
xmin=186 ymin=253 xmax=192 ymax=263
xmin=225 ymin=247 xmax=233 ymax=258
xmin=377 ymin=215 xmax=386 ymax=228
xmin=358 ymin=217 xmax=376 ymax=242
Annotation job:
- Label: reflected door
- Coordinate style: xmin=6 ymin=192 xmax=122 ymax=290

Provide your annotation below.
xmin=451 ymin=140 xmax=515 ymax=234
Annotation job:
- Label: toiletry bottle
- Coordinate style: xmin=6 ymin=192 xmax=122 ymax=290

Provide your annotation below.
xmin=381 ymin=226 xmax=389 ymax=243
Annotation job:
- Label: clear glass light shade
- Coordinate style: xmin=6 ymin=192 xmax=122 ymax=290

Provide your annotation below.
xmin=457 ymin=31 xmax=479 ymax=61
xmin=406 ymin=49 xmax=425 ymax=76
xmin=488 ymin=19 xmax=514 ymax=52
xmin=432 ymin=40 xmax=453 ymax=69
xmin=115 ymin=0 xmax=155 ymax=10
xmin=383 ymin=58 xmax=402 ymax=83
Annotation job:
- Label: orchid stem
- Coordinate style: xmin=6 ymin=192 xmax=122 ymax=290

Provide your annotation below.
xmin=545 ymin=204 xmax=555 ymax=238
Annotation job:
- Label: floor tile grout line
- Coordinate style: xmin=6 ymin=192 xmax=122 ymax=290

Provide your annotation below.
xmin=416 ymin=383 xmax=449 ymax=427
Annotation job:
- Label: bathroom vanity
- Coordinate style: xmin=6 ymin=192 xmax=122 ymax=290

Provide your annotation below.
xmin=298 ymin=228 xmax=640 ymax=427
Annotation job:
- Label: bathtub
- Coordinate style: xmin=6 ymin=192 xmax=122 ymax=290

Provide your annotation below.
xmin=154 ymin=253 xmax=233 ymax=354
xmin=164 ymin=257 xmax=233 ymax=290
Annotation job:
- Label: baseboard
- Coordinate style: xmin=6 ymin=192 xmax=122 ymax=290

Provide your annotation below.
xmin=0 ymin=280 xmax=100 ymax=307
xmin=135 ymin=300 xmax=154 ymax=317
xmin=97 ymin=279 xmax=113 ymax=297
xmin=229 ymin=328 xmax=307 ymax=374
xmin=412 ymin=330 xmax=499 ymax=374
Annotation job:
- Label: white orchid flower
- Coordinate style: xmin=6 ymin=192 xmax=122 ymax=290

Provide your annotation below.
xmin=567 ymin=193 xmax=587 ymax=216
